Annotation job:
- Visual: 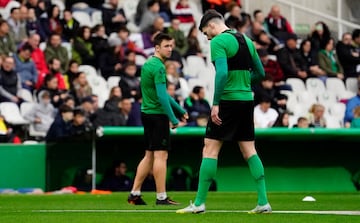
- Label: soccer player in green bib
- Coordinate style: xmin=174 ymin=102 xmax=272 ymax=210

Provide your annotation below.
xmin=127 ymin=32 xmax=188 ymax=205
xmin=176 ymin=10 xmax=271 ymax=214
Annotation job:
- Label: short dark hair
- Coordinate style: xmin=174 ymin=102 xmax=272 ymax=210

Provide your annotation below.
xmin=253 ymin=9 xmax=262 ymax=19
xmin=352 ymin=29 xmax=360 ymax=40
xmin=18 ymin=42 xmax=34 ymax=53
xmin=73 ymin=108 xmax=86 ymax=117
xmin=59 ymin=104 xmax=73 ymax=114
xmin=10 ymin=7 xmax=19 ymax=14
xmin=192 ymin=86 xmax=203 ymax=94
xmin=199 ymin=9 xmax=223 ymax=31
xmin=153 ymin=32 xmax=173 ymax=47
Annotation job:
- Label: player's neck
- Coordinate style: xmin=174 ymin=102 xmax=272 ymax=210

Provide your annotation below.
xmin=218 ymin=24 xmax=230 ymax=35
xmin=153 ymin=53 xmax=165 ymax=62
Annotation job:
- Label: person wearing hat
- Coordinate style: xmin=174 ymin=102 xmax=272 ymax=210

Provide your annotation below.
xmin=277 ymin=33 xmax=308 ymax=80
xmin=176 ymin=9 xmax=271 ymax=214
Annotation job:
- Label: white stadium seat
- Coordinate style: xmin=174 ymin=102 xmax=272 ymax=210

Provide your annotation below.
xmin=306 ymin=77 xmax=326 ymax=95
xmin=286 ymin=78 xmax=306 ymax=92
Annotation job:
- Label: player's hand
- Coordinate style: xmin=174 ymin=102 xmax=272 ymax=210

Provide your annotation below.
xmin=211 ymin=105 xmax=222 ymax=126
xmin=181 ymin=112 xmax=189 ymax=122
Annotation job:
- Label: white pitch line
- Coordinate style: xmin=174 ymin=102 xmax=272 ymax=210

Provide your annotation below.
xmin=32 ymin=210 xmax=360 ymax=216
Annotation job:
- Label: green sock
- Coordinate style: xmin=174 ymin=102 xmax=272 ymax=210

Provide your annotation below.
xmin=247 ymin=154 xmax=268 ymax=205
xmin=194 ymin=158 xmax=218 ymax=206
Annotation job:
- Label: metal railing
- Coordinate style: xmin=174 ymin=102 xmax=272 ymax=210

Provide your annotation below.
xmin=243 ymin=0 xmax=360 ymax=39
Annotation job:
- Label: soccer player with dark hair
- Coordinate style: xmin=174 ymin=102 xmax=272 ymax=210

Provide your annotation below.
xmin=176 ymin=9 xmax=271 ymax=214
xmin=127 ymin=32 xmax=188 ymax=205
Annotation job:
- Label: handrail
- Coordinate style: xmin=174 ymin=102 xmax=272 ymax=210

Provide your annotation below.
xmin=243 ymin=0 xmax=360 ymax=39
xmin=275 ymin=0 xmax=360 ymax=39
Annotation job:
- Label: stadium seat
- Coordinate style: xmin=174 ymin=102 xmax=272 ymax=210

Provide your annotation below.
xmin=345 ymin=77 xmax=358 ymax=94
xmin=316 ymin=90 xmax=337 ymax=107
xmin=296 ymin=90 xmax=317 ymax=111
xmin=61 ymin=42 xmax=72 ymax=59
xmin=328 ymin=102 xmax=346 ymax=122
xmin=306 ymin=77 xmax=326 ymax=95
xmin=51 ymin=0 xmax=65 ymax=12
xmin=0 ymin=102 xmax=29 ymax=125
xmin=91 ymin=10 xmax=103 ymax=26
xmin=78 ymin=65 xmax=98 ymax=79
xmin=72 ymin=11 xmax=93 ymax=27
xmin=135 ymin=54 xmax=147 ymax=66
xmin=86 ymin=75 xmax=109 ymax=108
xmin=107 ymin=76 xmax=121 ymax=89
xmin=39 ymin=42 xmax=47 ymax=51
xmin=285 ymin=78 xmax=306 ymax=92
xmin=324 ymin=114 xmax=342 ymax=128
xmin=17 ymin=89 xmax=33 ymax=102
xmin=20 ymin=102 xmax=47 ymax=137
xmin=183 ymin=56 xmax=207 ymax=79
xmin=326 ymin=78 xmax=355 ymax=100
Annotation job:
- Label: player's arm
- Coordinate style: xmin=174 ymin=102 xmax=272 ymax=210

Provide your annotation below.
xmin=169 ymin=95 xmax=186 ymax=115
xmin=213 ymin=57 xmax=228 ymax=105
xmin=156 ymin=83 xmax=179 ymax=125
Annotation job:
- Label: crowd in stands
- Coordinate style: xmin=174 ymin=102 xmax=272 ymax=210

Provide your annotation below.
xmin=0 ymin=0 xmax=359 ymax=144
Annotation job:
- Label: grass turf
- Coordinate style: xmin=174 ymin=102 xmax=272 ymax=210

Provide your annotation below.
xmin=0 ymin=192 xmax=359 ymax=223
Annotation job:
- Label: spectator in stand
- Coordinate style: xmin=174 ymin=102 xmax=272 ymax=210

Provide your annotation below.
xmin=272 ymin=111 xmax=290 ymax=128
xmin=63 ymin=60 xmax=79 ymax=90
xmin=200 ymin=0 xmax=235 ymax=16
xmin=336 ymin=32 xmax=360 ymax=78
xmin=173 ymin=0 xmax=195 ymax=24
xmin=308 ymin=103 xmax=326 ymax=128
xmin=344 ymin=79 xmax=360 ymax=128
xmin=168 ymin=39 xmax=184 ymax=72
xmin=40 ymin=4 xmax=63 ymax=39
xmin=139 ymin=0 xmax=160 ymax=33
xmin=61 ymin=9 xmax=80 ymax=42
xmin=118 ymin=97 xmax=133 ymax=126
xmin=44 ymin=33 xmax=69 ymax=73
xmin=184 ymin=24 xmax=206 ymax=59
xmin=246 ymin=21 xmax=264 ymax=42
xmin=308 ymin=21 xmax=331 ymax=58
xmin=235 ymin=13 xmax=251 ymax=34
xmin=166 ymin=18 xmax=188 ymax=56
xmin=7 ymin=7 xmax=28 ymax=45
xmin=71 ymin=26 xmax=95 ymax=65
xmin=134 ymin=0 xmax=150 ymax=26
xmin=225 ymin=2 xmax=241 ymax=30
xmin=353 ymin=29 xmax=360 ymax=53
xmin=26 ymin=0 xmax=48 ymax=18
xmin=37 ymin=74 xmax=67 ymax=107
xmin=23 ymin=90 xmax=56 ymax=134
xmin=254 ymin=96 xmax=279 ymax=128
xmin=350 ymin=106 xmax=360 ymax=128
xmin=0 ymin=56 xmax=23 ymax=104
xmin=79 ymin=96 xmax=97 ymax=122
xmin=26 ymin=8 xmax=46 ymax=41
xmin=70 ymin=71 xmax=92 ymax=105
xmin=141 ymin=16 xmax=165 ymax=56
xmin=99 ymin=38 xmax=123 ymax=79
xmin=99 ymin=160 xmax=133 ymax=192
xmin=37 ymin=57 xmax=66 ymax=91
xmin=46 ymin=104 xmax=73 ymax=142
xmin=103 ymin=86 xmax=122 ymax=113
xmin=165 ymin=60 xmax=189 ymax=102
xmin=101 ymin=0 xmax=127 ymax=35
xmin=256 ymin=30 xmax=280 ymax=55
xmin=28 ymin=34 xmax=49 ymax=78
xmin=277 ymin=33 xmax=308 ymax=80
xmin=14 ymin=42 xmax=38 ymax=92
xmin=63 ymin=95 xmax=75 ymax=109
xmin=90 ymin=24 xmax=109 ymax=69
xmin=159 ymin=0 xmax=173 ymax=23
xmin=0 ymin=20 xmax=16 ymax=58
xmin=293 ymin=116 xmax=313 ymax=128
xmin=119 ymin=62 xmax=141 ymax=100
xmin=253 ymin=74 xmax=288 ymax=114
xmin=253 ymin=9 xmax=265 ymax=26
xmin=70 ymin=108 xmax=93 ymax=138
xmin=184 ymin=86 xmax=210 ymax=126
xmin=299 ymin=39 xmax=326 ymax=78
xmin=117 ymin=26 xmax=147 ymax=60
xmin=318 ymin=37 xmax=344 ymax=81
xmin=265 ymin=4 xmax=294 ymax=43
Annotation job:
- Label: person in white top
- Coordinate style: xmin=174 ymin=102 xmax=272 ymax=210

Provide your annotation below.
xmin=254 ymin=97 xmax=279 ymax=128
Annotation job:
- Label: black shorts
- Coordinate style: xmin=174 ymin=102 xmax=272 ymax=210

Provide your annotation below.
xmin=205 ymin=100 xmax=255 ymax=141
xmin=141 ymin=113 xmax=170 ymax=151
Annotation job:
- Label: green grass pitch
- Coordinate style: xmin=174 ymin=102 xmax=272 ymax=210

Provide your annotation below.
xmin=1 ymin=192 xmax=359 ymax=223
